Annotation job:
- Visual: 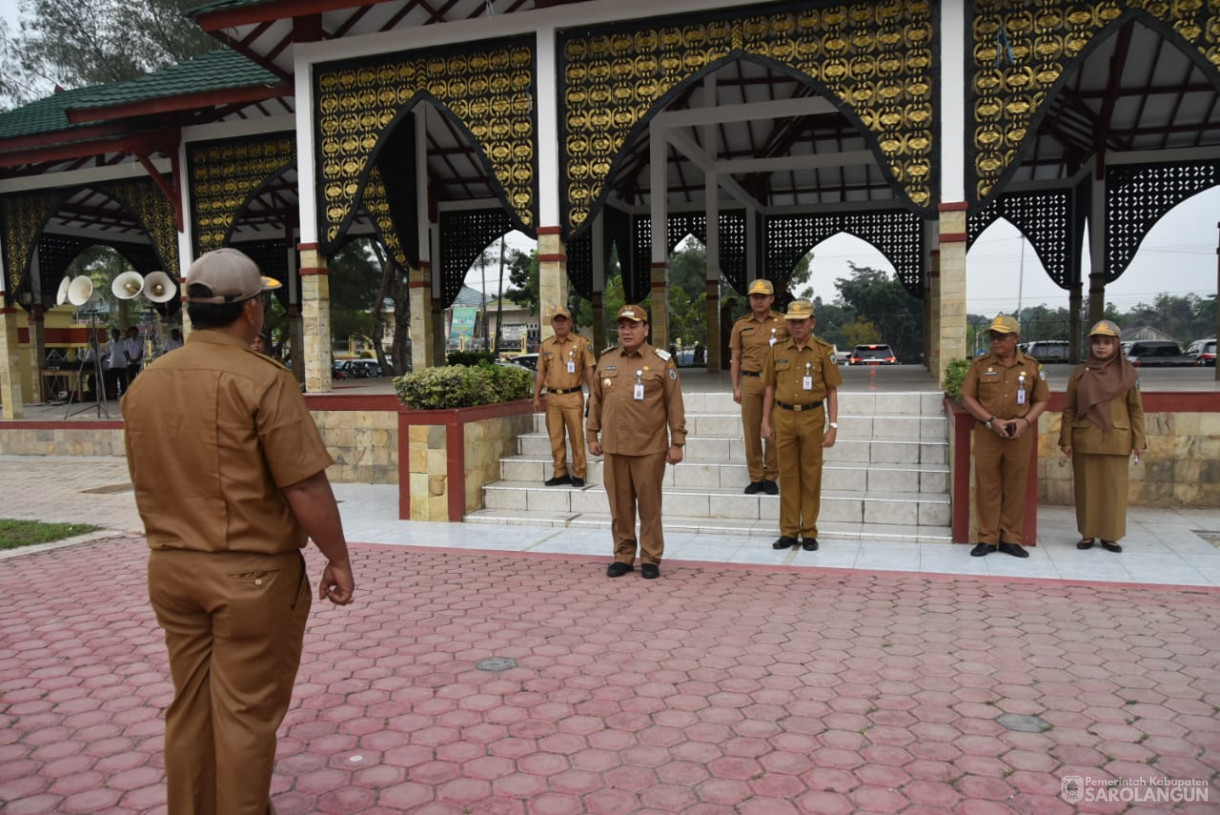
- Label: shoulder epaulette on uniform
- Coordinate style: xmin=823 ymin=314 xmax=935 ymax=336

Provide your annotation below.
xmin=655 ymin=348 xmax=671 ymax=361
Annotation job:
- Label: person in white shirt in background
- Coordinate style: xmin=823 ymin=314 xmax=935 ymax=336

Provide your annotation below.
xmin=124 ymin=326 xmax=144 ymax=382
xmin=106 ymin=327 xmax=128 ymax=399
xmin=163 ymin=328 xmax=184 ymax=352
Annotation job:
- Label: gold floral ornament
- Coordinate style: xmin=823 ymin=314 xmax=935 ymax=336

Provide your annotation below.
xmin=188 ymin=134 xmax=295 ymax=255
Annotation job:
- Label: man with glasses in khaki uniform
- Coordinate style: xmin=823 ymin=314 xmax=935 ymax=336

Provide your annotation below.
xmin=730 ymin=278 xmax=789 ymax=495
xmin=532 ymin=306 xmax=596 ymax=487
xmin=761 ymin=299 xmax=842 ymax=552
xmin=587 ymin=305 xmax=686 ymax=580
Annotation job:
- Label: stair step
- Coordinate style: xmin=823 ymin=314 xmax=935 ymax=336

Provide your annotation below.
xmin=464 ymin=508 xmax=953 ymax=544
xmin=481 ymin=483 xmax=951 ymax=527
xmin=501 ymin=457 xmax=948 ymax=494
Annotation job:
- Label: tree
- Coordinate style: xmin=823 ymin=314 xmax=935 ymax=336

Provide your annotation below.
xmin=3 ymin=0 xmax=213 ymax=108
xmin=328 ymin=238 xmax=384 ymax=350
xmin=840 ymin=317 xmax=882 ymax=348
xmin=834 ymin=262 xmax=923 ymax=362
xmin=503 ymin=248 xmax=539 ymax=313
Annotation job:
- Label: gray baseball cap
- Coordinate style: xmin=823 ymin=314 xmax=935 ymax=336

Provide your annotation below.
xmin=184 ymin=248 xmax=281 ymax=304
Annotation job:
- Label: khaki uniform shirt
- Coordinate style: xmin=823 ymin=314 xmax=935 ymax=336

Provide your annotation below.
xmin=731 ymin=311 xmax=789 ymax=372
xmin=122 ymin=331 xmax=333 ymax=555
xmin=538 ymin=333 xmax=595 ymax=390
xmin=1058 ymin=368 xmax=1146 ymax=454
xmin=763 ymin=336 xmax=843 ymax=404
xmin=962 ymin=350 xmax=1050 ymax=421
xmin=587 ymin=343 xmax=686 ymax=455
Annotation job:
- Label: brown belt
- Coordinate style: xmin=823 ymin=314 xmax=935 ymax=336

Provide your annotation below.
xmin=547 ymin=386 xmax=582 ymax=395
xmin=740 ymin=370 xmax=761 ymax=378
xmin=775 ymin=400 xmax=823 ymax=412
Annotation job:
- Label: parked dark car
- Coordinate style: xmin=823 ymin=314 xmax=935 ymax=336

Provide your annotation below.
xmin=503 ymin=353 xmax=539 ymax=371
xmin=849 ymin=344 xmax=897 ymax=365
xmin=334 ymin=359 xmax=383 ymax=378
xmin=1125 ymin=340 xmax=1198 ymax=368
xmin=1187 ymin=338 xmax=1216 ymax=367
xmin=1020 ymin=340 xmax=1070 ymax=362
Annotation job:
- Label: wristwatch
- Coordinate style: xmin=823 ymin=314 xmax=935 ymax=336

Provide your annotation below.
xmin=828 ymin=422 xmax=839 ymax=430
xmin=985 ymin=416 xmax=996 ymax=428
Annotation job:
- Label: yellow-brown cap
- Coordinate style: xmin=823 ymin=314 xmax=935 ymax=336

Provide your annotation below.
xmin=616 ymin=304 xmax=647 ymax=323
xmin=747 ymin=279 xmax=774 ymax=296
xmin=987 ymin=314 xmax=1020 ymax=335
xmin=783 ymin=299 xmax=815 ymax=320
xmin=1089 ymin=319 xmax=1121 ymax=338
xmin=550 ymin=305 xmax=572 ymax=320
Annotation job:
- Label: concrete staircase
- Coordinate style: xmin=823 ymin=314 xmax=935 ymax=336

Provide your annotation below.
xmin=464 ymin=390 xmax=952 ymax=543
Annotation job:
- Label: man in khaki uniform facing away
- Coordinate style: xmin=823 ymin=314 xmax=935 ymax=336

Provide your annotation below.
xmin=761 ymin=299 xmax=842 ymax=552
xmin=730 ymin=278 xmax=789 ymax=495
xmin=532 ymin=306 xmax=596 ymax=487
xmin=587 ymin=304 xmax=687 ymax=580
xmin=123 ymin=248 xmax=355 ymax=815
xmin=961 ymin=314 xmax=1051 ymax=558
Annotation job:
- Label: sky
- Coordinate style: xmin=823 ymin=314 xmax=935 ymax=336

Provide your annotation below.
xmin=3 ymin=0 xmax=1216 ymax=318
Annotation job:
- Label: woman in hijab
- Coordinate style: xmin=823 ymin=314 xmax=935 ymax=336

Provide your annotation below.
xmin=1058 ymin=320 xmax=1146 ymax=552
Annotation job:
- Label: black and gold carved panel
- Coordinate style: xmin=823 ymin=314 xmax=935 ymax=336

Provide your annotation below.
xmin=970 ymin=1 xmax=1220 ymax=202
xmin=188 ymin=133 xmax=296 ymax=255
xmin=1 ymin=191 xmax=62 ymax=295
xmin=314 ymin=38 xmax=537 ymax=248
xmin=363 ymin=166 xmax=410 ymax=271
xmin=99 ymin=178 xmax=181 ymax=277
xmin=560 ymin=0 xmax=937 ymax=234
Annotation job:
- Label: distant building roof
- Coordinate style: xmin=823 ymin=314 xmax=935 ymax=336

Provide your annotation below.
xmin=1120 ymin=325 xmax=1176 ymax=342
xmin=450 ymin=286 xmax=486 ymax=307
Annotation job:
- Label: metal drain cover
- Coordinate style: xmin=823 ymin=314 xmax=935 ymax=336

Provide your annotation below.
xmin=476 ymin=657 xmax=517 ymax=672
xmin=996 ymin=713 xmax=1051 ymax=732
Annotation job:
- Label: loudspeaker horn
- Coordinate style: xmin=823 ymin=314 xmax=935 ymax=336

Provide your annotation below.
xmin=67 ymin=275 xmax=96 ymax=306
xmin=143 ymin=271 xmax=176 ymax=303
xmin=56 ymin=276 xmax=72 ymax=306
xmin=111 ymin=271 xmax=144 ymax=300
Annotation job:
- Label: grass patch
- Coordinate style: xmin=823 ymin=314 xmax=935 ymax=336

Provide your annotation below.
xmin=0 ymin=518 xmax=100 ymax=550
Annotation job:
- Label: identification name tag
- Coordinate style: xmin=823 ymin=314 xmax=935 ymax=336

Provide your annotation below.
xmin=567 ymin=361 xmax=575 ymax=374
xmin=1017 ymin=388 xmax=1026 ymax=405
xmin=634 ymin=383 xmax=645 ymax=400
xmin=802 ymin=375 xmax=813 ymax=391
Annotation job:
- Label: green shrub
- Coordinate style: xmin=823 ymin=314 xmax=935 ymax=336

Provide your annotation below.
xmin=942 ymin=357 xmax=973 ymax=402
xmin=446 ymin=350 xmax=496 ymax=367
xmin=394 ymin=364 xmax=533 ymax=410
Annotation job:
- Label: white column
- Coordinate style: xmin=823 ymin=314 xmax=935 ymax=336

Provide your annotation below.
xmin=293 ymin=56 xmax=319 ymax=246
xmin=0 ymin=229 xmax=24 ymax=418
xmin=649 ymin=117 xmax=669 ymax=348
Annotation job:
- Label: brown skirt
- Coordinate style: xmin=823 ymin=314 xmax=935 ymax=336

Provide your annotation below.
xmin=1071 ymin=452 xmax=1130 ymax=542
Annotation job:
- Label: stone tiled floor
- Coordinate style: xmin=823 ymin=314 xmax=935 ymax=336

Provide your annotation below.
xmin=3 ymin=536 xmax=1219 ymax=814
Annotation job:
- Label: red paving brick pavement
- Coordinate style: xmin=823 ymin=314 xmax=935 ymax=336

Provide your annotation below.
xmin=2 ymin=535 xmax=1219 ymax=814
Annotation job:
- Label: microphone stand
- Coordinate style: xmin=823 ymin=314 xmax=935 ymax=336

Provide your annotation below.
xmin=66 ymin=311 xmax=109 ymax=420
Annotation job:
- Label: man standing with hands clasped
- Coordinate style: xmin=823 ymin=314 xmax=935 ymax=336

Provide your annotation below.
xmin=761 ymin=299 xmax=842 ymax=553
xmin=532 ymin=305 xmax=596 ymax=487
xmin=587 ymin=305 xmax=686 ymax=580
xmin=730 ymin=278 xmax=789 ymax=495
xmin=123 ymin=248 xmax=355 ymax=815
xmin=961 ymin=314 xmax=1050 ymax=558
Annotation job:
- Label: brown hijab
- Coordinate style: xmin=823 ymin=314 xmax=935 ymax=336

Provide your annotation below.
xmin=1073 ymin=325 xmax=1137 ymax=431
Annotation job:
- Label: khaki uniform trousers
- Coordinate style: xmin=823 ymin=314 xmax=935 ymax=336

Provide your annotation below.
xmin=148 ymin=548 xmax=311 ymax=815
xmin=973 ymin=425 xmax=1035 ymax=545
xmin=773 ymin=405 xmax=826 ymax=538
xmin=603 ymin=451 xmax=667 ymax=565
xmin=546 ymin=390 xmax=586 ymax=478
xmin=739 ymin=375 xmax=778 ymax=483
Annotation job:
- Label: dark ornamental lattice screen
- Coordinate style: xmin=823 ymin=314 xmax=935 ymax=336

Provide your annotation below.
xmin=967 ymin=189 xmax=1075 ymax=289
xmin=629 ymin=212 xmax=749 ymax=303
xmin=438 ymin=210 xmax=514 ymax=309
xmin=1106 ymin=161 xmax=1220 ymax=283
xmin=560 ymin=0 xmax=937 ymax=235
xmin=566 ymin=206 xmax=635 ymax=300
xmin=314 ymin=38 xmax=537 ymax=251
xmin=968 ymin=1 xmax=1220 ymax=203
xmin=188 ymin=133 xmax=296 ymax=256
xmin=1 ymin=191 xmax=62 ymax=295
xmin=235 ymin=239 xmax=293 ymax=308
xmin=766 ymin=210 xmax=925 ymax=297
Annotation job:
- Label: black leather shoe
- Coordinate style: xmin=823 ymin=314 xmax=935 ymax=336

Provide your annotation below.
xmin=762 ymin=480 xmax=779 ymax=495
xmin=1076 ymin=538 xmax=1095 ymax=550
xmin=998 ymin=542 xmax=1029 ymax=558
xmin=744 ymin=481 xmax=765 ymax=495
xmin=772 ymin=536 xmax=798 ymax=550
xmin=545 ymin=475 xmax=571 ymax=486
xmin=641 ymin=564 xmax=660 ymax=579
xmin=570 ymin=477 xmax=585 ymax=488
xmin=1100 ymin=540 xmax=1123 ymax=553
xmin=801 ymin=538 xmax=818 ymax=551
xmin=970 ymin=542 xmax=994 ymax=557
xmin=606 ymin=562 xmax=634 ymax=577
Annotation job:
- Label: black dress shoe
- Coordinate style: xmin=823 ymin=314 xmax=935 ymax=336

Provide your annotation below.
xmin=606 ymin=562 xmax=634 ymax=577
xmin=762 ymin=480 xmax=779 ymax=496
xmin=1076 ymin=538 xmax=1095 ymax=550
xmin=545 ymin=475 xmax=571 ymax=486
xmin=970 ymin=542 xmax=994 ymax=557
xmin=997 ymin=542 xmax=1029 ymax=558
xmin=641 ymin=564 xmax=660 ymax=579
xmin=744 ymin=481 xmax=765 ymax=495
xmin=1100 ymin=540 xmax=1123 ymax=553
xmin=570 ymin=477 xmax=585 ymax=488
xmin=772 ymin=536 xmax=798 ymax=550
xmin=801 ymin=538 xmax=818 ymax=551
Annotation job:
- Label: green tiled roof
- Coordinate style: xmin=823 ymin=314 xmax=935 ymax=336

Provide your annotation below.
xmin=0 ymin=49 xmax=280 ymax=142
xmin=185 ymin=0 xmax=274 ymax=18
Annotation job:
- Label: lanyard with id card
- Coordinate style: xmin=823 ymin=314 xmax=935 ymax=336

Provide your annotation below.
xmin=802 ymin=361 xmax=813 ymax=391
xmin=1017 ymin=372 xmax=1027 ymax=405
xmin=634 ymin=369 xmax=645 ymax=400
xmin=567 ymin=348 xmax=576 ymax=374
